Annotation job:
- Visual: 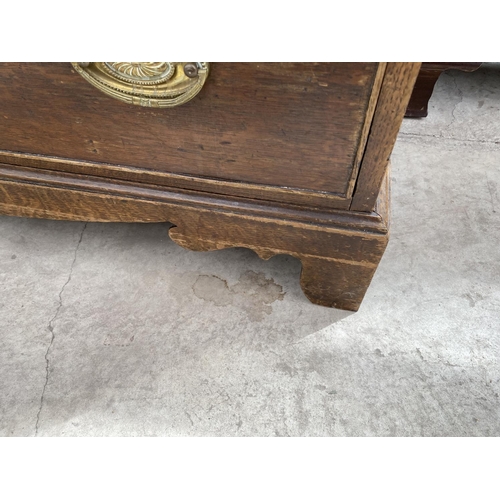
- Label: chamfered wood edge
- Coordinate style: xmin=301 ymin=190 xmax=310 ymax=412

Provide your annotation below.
xmin=0 ymin=162 xmax=387 ymax=233
xmin=350 ymin=62 xmax=421 ymax=212
xmin=347 ymin=62 xmax=387 ymax=198
xmin=0 ymin=166 xmax=390 ymax=310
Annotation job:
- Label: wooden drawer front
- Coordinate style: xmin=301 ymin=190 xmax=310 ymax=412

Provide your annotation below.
xmin=0 ymin=63 xmax=382 ymax=207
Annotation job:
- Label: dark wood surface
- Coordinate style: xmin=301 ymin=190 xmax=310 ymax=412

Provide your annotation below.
xmin=405 ymin=62 xmax=482 ymax=118
xmin=0 ymin=63 xmax=381 ymax=202
xmin=350 ymin=63 xmax=420 ymax=212
xmin=0 ymin=62 xmax=419 ymax=310
xmin=0 ymin=150 xmax=352 ymax=210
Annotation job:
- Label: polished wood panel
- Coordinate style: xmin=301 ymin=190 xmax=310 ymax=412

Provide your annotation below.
xmin=0 ymin=63 xmax=379 ymax=198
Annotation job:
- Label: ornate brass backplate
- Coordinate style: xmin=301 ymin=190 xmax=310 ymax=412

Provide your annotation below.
xmin=71 ymin=62 xmax=209 ymax=108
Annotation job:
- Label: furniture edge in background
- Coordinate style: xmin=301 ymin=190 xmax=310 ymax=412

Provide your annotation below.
xmin=405 ymin=62 xmax=482 ymax=118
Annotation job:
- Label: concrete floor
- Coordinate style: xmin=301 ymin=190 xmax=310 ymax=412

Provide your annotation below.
xmin=1 ymin=65 xmax=499 ymax=437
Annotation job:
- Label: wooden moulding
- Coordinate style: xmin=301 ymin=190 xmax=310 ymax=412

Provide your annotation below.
xmin=0 ymin=165 xmax=390 ymax=311
xmin=0 ymin=150 xmax=352 ymax=211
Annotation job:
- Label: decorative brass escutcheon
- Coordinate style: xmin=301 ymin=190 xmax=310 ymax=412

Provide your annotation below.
xmin=71 ymin=62 xmax=209 ymax=108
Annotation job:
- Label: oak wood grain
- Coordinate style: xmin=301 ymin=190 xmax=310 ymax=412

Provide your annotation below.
xmin=0 ymin=151 xmax=351 ymax=210
xmin=0 ymin=163 xmax=386 ymax=233
xmin=0 ymin=62 xmax=380 ymax=201
xmin=350 ymin=62 xmax=421 ymax=212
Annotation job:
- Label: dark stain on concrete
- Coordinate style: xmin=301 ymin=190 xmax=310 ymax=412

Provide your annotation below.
xmin=192 ymin=275 xmax=233 ymax=307
xmin=462 ymin=291 xmax=484 ymax=307
xmin=192 ymin=270 xmax=285 ymax=320
xmin=104 ymin=333 xmax=135 ymax=346
xmin=275 ymin=362 xmax=298 ymax=377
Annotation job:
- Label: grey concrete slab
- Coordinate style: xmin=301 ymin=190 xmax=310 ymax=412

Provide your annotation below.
xmin=400 ymin=63 xmax=500 ymax=145
xmin=1 ymin=64 xmax=499 ymax=436
xmin=0 ymin=218 xmax=87 ymax=436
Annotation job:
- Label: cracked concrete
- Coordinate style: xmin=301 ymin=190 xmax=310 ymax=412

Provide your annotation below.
xmin=1 ymin=64 xmax=500 ymax=436
xmin=34 ymin=222 xmax=87 ymax=436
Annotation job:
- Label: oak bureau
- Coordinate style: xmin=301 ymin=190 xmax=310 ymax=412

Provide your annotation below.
xmin=0 ymin=63 xmax=420 ymax=310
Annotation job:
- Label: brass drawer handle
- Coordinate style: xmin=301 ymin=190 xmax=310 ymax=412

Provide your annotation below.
xmin=71 ymin=62 xmax=209 ymax=108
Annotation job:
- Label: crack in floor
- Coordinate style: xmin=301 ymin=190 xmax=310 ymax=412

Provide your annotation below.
xmin=447 ymin=74 xmax=464 ymax=133
xmin=398 ymin=132 xmax=500 ymax=146
xmin=34 ymin=222 xmax=87 ymax=436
